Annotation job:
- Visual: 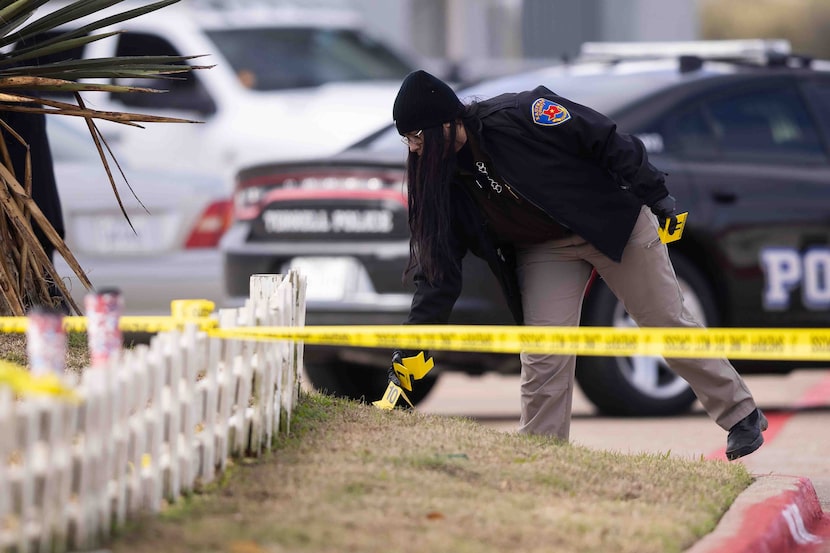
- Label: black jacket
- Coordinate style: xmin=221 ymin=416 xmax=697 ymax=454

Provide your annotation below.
xmin=406 ymin=85 xmax=668 ymax=326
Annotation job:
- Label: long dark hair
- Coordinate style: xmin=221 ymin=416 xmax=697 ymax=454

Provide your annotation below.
xmin=403 ymin=117 xmax=462 ymax=284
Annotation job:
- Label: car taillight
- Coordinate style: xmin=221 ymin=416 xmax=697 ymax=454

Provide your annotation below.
xmin=233 ymin=168 xmax=405 ymax=221
xmin=185 ymin=199 xmax=233 ymax=249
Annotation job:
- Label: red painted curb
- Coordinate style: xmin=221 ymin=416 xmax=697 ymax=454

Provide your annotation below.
xmin=716 ymin=477 xmax=827 ymax=553
xmin=696 ymin=372 xmax=830 ymax=552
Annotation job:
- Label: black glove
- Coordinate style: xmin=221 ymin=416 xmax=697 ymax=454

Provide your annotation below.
xmin=650 ymin=194 xmax=677 ymax=232
xmin=387 ymin=350 xmax=404 ymax=387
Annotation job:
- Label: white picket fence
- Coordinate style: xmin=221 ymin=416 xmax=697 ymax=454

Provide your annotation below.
xmin=0 ymin=272 xmax=307 ymax=553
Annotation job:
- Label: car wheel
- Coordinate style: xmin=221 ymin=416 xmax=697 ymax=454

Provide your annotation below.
xmin=575 ymin=255 xmax=717 ymax=416
xmin=304 ymin=361 xmax=440 ymax=406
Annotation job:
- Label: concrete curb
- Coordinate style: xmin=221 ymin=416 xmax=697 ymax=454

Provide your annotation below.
xmin=686 ymin=474 xmax=830 ymax=553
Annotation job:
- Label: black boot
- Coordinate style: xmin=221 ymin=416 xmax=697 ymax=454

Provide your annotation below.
xmin=726 ymin=408 xmax=768 ymax=461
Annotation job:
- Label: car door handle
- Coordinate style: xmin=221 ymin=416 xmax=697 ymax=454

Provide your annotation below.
xmin=712 ymin=192 xmax=737 ymax=204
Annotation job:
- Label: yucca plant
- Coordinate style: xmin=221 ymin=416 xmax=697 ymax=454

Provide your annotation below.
xmin=0 ymin=0 xmax=210 ymax=315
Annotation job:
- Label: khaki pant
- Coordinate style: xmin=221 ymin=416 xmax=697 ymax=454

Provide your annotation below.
xmin=515 ymin=207 xmax=756 ymax=440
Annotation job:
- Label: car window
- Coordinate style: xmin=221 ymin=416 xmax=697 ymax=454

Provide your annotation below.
xmin=705 ymin=84 xmax=826 ymax=162
xmin=801 ymin=79 xmax=830 ymax=141
xmin=204 ymin=28 xmax=412 ymax=91
xmin=660 ymin=83 xmax=827 ymax=163
xmin=661 ymin=106 xmax=719 ymax=158
xmin=111 ymin=32 xmax=216 ymax=113
xmin=805 ymin=80 xmax=830 ymax=116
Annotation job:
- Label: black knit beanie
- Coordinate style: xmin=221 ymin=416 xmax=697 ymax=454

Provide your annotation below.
xmin=393 ymin=70 xmax=463 ymax=135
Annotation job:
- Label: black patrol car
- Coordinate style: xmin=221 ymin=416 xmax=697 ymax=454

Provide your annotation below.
xmin=222 ymin=40 xmax=830 ymax=416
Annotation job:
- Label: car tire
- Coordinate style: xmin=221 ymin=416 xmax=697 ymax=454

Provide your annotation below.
xmin=304 ymin=361 xmax=440 ymax=406
xmin=575 ymin=255 xmax=718 ymax=416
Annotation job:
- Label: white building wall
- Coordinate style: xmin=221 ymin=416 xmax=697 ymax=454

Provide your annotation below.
xmin=303 ymin=0 xmax=701 ymax=80
xmin=600 ymin=0 xmax=699 ymax=41
xmin=344 ymin=0 xmax=410 ymax=47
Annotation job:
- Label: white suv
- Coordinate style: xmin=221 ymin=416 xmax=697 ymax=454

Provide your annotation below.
xmin=32 ymin=0 xmax=416 ymax=185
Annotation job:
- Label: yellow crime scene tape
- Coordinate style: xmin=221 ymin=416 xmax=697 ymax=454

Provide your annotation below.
xmin=5 ymin=289 xmax=830 ymax=405
xmin=0 ymin=360 xmax=77 ymax=400
xmin=5 ymin=315 xmax=830 ymax=361
xmin=0 ymin=315 xmax=218 ymax=334
xmin=0 ymin=299 xmax=219 ymax=334
xmin=207 ymin=325 xmax=830 ymax=362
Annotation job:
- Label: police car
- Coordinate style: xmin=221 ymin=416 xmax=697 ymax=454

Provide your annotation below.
xmin=222 ymin=40 xmax=830 ymax=416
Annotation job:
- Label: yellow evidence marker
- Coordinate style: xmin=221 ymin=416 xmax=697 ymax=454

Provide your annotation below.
xmin=657 ymin=211 xmax=688 ymax=244
xmin=373 ymin=381 xmax=414 ymax=410
xmin=372 ymin=351 xmax=435 ymax=410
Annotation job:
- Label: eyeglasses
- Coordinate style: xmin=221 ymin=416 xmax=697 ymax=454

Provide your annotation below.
xmin=400 ymin=129 xmax=423 ymax=145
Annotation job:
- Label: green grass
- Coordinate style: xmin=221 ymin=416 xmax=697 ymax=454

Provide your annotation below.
xmin=104 ymin=391 xmax=753 ymax=553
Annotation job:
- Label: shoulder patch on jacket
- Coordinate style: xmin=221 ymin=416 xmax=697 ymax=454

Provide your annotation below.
xmin=531 ymin=98 xmax=571 ymax=126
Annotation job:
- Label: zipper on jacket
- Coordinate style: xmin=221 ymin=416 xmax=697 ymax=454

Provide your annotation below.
xmin=504 ymin=182 xmax=520 ymax=201
xmin=502 ymin=177 xmax=543 ymax=212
